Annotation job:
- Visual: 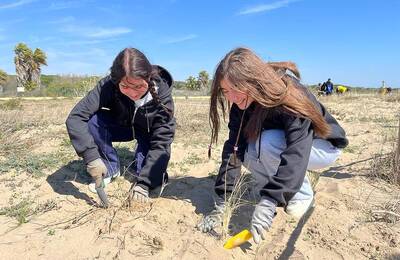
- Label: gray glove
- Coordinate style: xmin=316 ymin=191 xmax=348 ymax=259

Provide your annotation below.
xmin=87 ymin=158 xmax=107 ymax=188
xmin=250 ymin=197 xmax=277 ymax=244
xmin=130 ymin=185 xmax=149 ymax=203
xmin=197 ymin=195 xmax=225 ymax=233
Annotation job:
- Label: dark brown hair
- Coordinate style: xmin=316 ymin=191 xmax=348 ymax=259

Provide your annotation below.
xmin=209 ymin=47 xmax=330 ymax=144
xmin=110 ymin=48 xmax=172 ymax=115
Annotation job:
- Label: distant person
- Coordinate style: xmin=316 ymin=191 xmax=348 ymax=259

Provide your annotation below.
xmin=336 ymin=85 xmax=348 ymax=94
xmin=324 ymin=78 xmax=334 ymax=95
xmin=66 ymin=47 xmax=175 ymax=204
xmin=197 ymin=47 xmax=349 ymax=244
xmin=317 ymin=83 xmax=325 ymax=96
xmin=380 ymin=81 xmax=392 ymax=95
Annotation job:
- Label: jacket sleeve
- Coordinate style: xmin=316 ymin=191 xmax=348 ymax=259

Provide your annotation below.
xmin=136 ymin=96 xmax=176 ymax=189
xmin=214 ymin=104 xmax=248 ymax=198
xmin=65 ymin=78 xmax=110 ymax=164
xmin=259 ymin=115 xmax=314 ymax=206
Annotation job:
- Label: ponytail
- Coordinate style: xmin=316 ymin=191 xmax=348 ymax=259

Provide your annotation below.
xmin=148 ymin=76 xmax=173 ymax=117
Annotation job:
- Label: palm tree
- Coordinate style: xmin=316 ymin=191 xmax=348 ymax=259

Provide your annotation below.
xmin=14 ymin=43 xmax=32 ymax=91
xmin=14 ymin=43 xmax=47 ymax=91
xmin=198 ymin=70 xmax=210 ymax=91
xmin=32 ymin=48 xmax=47 ymax=88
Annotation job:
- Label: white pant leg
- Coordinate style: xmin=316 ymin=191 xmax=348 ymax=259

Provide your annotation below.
xmin=244 ymin=130 xmax=341 ymax=202
xmin=307 ymin=138 xmax=342 ymax=170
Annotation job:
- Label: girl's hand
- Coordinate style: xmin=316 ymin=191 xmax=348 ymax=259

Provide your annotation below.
xmin=86 ymin=158 xmax=107 ymax=185
xmin=197 ymin=195 xmax=225 ymax=233
xmin=250 ymin=198 xmax=276 ymax=244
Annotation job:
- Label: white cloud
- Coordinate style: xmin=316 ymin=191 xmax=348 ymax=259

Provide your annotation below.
xmin=48 ymin=16 xmax=75 ymax=24
xmin=56 ymin=38 xmax=119 ymax=46
xmin=46 ymin=48 xmax=108 ymax=59
xmin=62 ymin=25 xmax=132 ymax=39
xmin=238 ymin=0 xmax=299 ymax=15
xmin=88 ymin=27 xmax=132 ymax=38
xmin=0 ymin=0 xmax=35 ymax=9
xmin=49 ymin=1 xmax=81 ymax=10
xmin=165 ymin=34 xmax=198 ymax=44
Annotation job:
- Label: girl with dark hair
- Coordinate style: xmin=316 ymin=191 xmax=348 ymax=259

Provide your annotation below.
xmin=197 ymin=47 xmax=348 ymax=244
xmin=66 ymin=48 xmax=175 ymax=204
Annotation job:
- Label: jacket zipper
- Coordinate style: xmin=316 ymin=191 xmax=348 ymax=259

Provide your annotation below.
xmin=146 ymin=106 xmax=150 ymax=133
xmin=131 ymin=105 xmax=138 ymax=138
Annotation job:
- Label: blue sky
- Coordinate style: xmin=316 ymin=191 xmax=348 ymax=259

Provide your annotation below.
xmin=0 ymin=0 xmax=399 ymax=87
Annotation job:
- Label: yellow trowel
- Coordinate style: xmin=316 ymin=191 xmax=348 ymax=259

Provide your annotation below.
xmin=223 ymin=229 xmax=253 ymax=249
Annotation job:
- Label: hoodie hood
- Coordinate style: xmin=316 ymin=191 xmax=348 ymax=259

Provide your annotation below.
xmin=153 ymin=65 xmax=173 ymax=87
xmin=152 ymin=65 xmax=173 ymax=101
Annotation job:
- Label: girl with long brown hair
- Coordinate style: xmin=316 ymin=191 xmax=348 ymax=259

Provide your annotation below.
xmin=66 ymin=48 xmax=175 ymax=206
xmin=197 ymin=47 xmax=348 ymax=244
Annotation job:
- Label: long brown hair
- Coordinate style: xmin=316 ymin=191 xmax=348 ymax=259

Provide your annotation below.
xmin=209 ymin=47 xmax=330 ymax=144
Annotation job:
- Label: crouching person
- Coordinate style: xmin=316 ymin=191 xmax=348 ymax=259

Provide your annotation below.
xmin=197 ymin=47 xmax=348 ymax=244
xmin=66 ymin=47 xmax=175 ymax=204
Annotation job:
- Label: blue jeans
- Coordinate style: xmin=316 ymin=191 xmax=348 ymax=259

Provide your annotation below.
xmin=243 ymin=130 xmax=341 ymax=203
xmin=88 ymin=112 xmax=150 ymax=178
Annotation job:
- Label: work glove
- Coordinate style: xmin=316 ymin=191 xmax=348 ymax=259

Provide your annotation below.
xmin=197 ymin=195 xmax=225 ymax=233
xmin=250 ymin=197 xmax=277 ymax=244
xmin=86 ymin=158 xmax=107 ymax=187
xmin=129 ymin=184 xmax=150 ymax=203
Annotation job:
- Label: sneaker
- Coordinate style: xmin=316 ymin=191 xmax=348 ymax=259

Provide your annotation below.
xmin=150 ymin=172 xmax=169 ymax=197
xmin=88 ymin=171 xmax=120 ymax=193
xmin=285 ymin=198 xmax=315 ymax=218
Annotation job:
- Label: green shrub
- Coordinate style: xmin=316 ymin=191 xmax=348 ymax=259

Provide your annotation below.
xmin=0 ymin=98 xmax=22 ymax=110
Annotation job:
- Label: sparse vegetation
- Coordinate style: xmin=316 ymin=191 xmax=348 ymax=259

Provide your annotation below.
xmin=0 ymin=69 xmax=8 ymax=86
xmin=0 ymin=94 xmax=399 ymax=259
xmin=0 ymin=198 xmax=58 ymax=225
xmin=0 ymin=198 xmax=33 ymax=225
xmin=221 ymin=163 xmax=250 ymax=239
xmin=370 ymin=118 xmax=400 ymax=186
xmin=0 ymin=153 xmax=67 ymax=178
xmin=0 ymin=98 xmax=22 ymax=110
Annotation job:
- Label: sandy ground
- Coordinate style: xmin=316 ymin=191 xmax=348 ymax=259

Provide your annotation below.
xmin=0 ymin=93 xmax=399 ymax=259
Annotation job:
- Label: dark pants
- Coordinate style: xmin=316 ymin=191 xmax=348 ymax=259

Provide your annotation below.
xmin=88 ymin=112 xmax=150 ymax=178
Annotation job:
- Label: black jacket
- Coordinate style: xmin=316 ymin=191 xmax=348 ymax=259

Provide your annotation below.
xmin=66 ymin=66 xmax=175 ymax=189
xmin=215 ymin=84 xmax=348 ymax=206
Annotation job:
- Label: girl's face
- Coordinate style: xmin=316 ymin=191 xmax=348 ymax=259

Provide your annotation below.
xmin=119 ymin=76 xmax=149 ymax=101
xmin=220 ymin=78 xmax=254 ymax=109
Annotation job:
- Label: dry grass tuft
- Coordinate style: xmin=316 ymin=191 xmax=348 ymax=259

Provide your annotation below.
xmin=221 ymin=156 xmax=252 ymax=239
xmin=370 ymin=117 xmax=400 ymax=186
xmin=369 ymin=196 xmax=400 ymax=224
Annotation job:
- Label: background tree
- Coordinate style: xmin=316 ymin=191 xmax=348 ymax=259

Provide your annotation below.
xmin=14 ymin=43 xmax=32 ymax=91
xmin=197 ymin=70 xmax=210 ymax=91
xmin=0 ymin=69 xmax=7 ymax=86
xmin=32 ymin=48 xmax=47 ymax=88
xmin=14 ymin=43 xmax=47 ymax=91
xmin=185 ymin=75 xmax=200 ymax=90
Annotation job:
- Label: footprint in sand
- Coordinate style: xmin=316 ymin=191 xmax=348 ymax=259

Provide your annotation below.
xmin=316 ymin=181 xmax=339 ymax=194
